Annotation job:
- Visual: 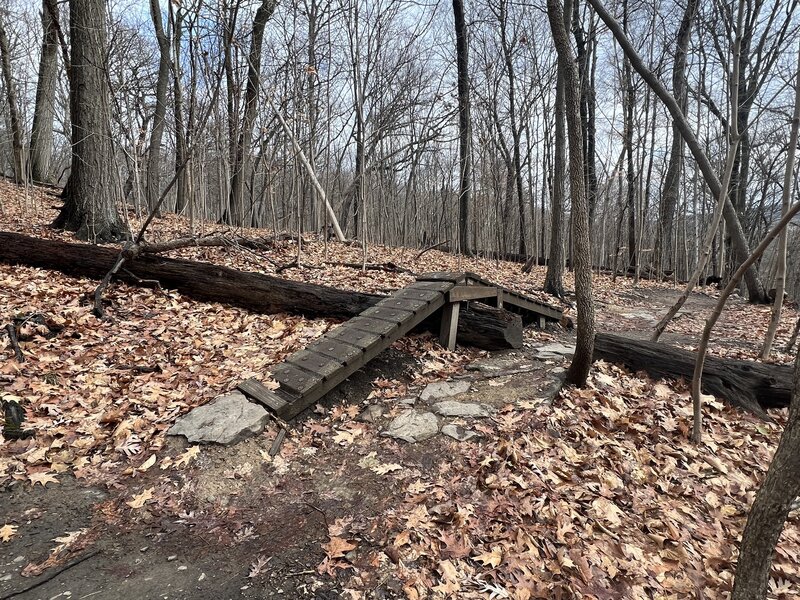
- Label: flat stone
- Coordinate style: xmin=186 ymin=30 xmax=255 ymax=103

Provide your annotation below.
xmin=358 ymin=405 xmax=385 ymax=423
xmin=382 ymin=410 xmax=439 ymax=443
xmin=431 ymin=400 xmax=492 ymax=418
xmin=397 ymin=397 xmax=416 ymax=406
xmin=167 ymin=391 xmax=269 ymax=446
xmin=419 ymin=380 xmax=471 ymax=402
xmin=441 ymin=424 xmax=480 ymax=442
xmin=466 ymin=355 xmax=533 ymax=373
xmin=534 ymin=343 xmax=575 ymax=359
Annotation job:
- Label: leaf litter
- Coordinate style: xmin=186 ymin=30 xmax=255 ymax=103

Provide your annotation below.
xmin=1 ymin=181 xmax=799 ymax=597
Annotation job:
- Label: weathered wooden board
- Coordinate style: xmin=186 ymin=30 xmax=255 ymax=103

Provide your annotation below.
xmin=448 ymin=286 xmax=498 ymax=302
xmin=326 ymin=325 xmax=384 ymax=352
xmin=417 ymin=272 xmax=466 ymax=284
xmin=348 ymin=316 xmax=401 ymax=337
xmin=392 ymin=288 xmax=442 ymax=303
xmin=408 ymin=280 xmax=455 ymax=293
xmin=271 ymin=362 xmax=324 ymax=396
xmin=376 ymin=296 xmax=430 ymax=314
xmin=237 ymin=378 xmax=291 ymax=412
xmin=287 ymin=349 xmax=343 ymax=380
xmin=306 ymin=337 xmax=364 ymax=366
xmin=360 ymin=306 xmax=414 ymax=325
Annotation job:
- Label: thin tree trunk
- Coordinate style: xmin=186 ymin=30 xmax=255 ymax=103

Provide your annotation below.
xmin=30 ymin=0 xmax=59 ymax=184
xmin=228 ymin=0 xmax=277 ymax=227
xmin=548 ymin=0 xmax=594 ymax=386
xmin=656 ymin=0 xmax=698 ymax=276
xmin=761 ymin=39 xmax=800 ymax=359
xmin=453 ymin=0 xmax=472 ymax=255
xmin=544 ymin=61 xmax=566 ymax=297
xmin=0 ymin=15 xmax=25 ymax=183
xmin=146 ymin=0 xmax=171 ymax=213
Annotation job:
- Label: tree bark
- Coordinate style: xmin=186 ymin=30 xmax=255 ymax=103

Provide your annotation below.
xmin=0 ymin=232 xmax=524 ymax=351
xmin=30 ymin=0 xmax=59 ymax=184
xmin=228 ymin=0 xmax=277 ymax=226
xmin=586 ymin=0 xmax=768 ymax=304
xmin=453 ymin=0 xmax=472 ymax=255
xmin=0 ymin=15 xmax=25 ymax=183
xmin=656 ymin=0 xmax=698 ymax=276
xmin=548 ymin=0 xmax=595 ymax=386
xmin=544 ymin=59 xmax=566 ymax=298
xmin=593 ymin=333 xmax=791 ymax=415
xmin=731 ymin=346 xmax=800 ymax=599
xmin=145 ymin=0 xmax=172 ymax=213
xmin=53 ymin=0 xmax=128 ymax=242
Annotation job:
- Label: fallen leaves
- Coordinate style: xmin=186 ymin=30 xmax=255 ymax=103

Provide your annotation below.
xmin=0 ymin=524 xmax=17 ymax=542
xmin=28 ymin=471 xmax=58 ymax=487
xmin=322 ymin=536 xmax=357 ymax=559
xmin=175 ymin=446 xmax=200 ymax=468
xmin=126 ymin=487 xmax=154 ymax=509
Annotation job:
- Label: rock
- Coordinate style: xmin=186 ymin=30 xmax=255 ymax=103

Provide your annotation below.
xmin=382 ymin=410 xmax=439 ymax=443
xmin=358 ymin=405 xmax=385 ymax=423
xmin=397 ymin=397 xmax=416 ymax=406
xmin=466 ymin=355 xmax=533 ymax=373
xmin=431 ymin=400 xmax=492 ymax=418
xmin=167 ymin=391 xmax=269 ymax=446
xmin=441 ymin=424 xmax=480 ymax=442
xmin=419 ymin=380 xmax=471 ymax=402
xmin=534 ymin=342 xmax=576 ymax=359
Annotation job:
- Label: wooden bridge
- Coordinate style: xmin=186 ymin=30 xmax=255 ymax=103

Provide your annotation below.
xmin=237 ymin=272 xmax=564 ymax=420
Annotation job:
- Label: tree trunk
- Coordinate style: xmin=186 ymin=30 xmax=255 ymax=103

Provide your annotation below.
xmin=0 ymin=15 xmax=25 ymax=183
xmin=53 ymin=0 xmax=128 ymax=242
xmin=544 ymin=64 xmax=566 ymax=298
xmin=228 ymin=0 xmax=277 ymax=227
xmin=453 ymin=0 xmax=472 ymax=255
xmin=731 ymin=347 xmax=800 ymax=599
xmin=30 ymin=0 xmax=59 ymax=184
xmin=593 ymin=333 xmax=791 ymax=415
xmin=0 ymin=232 xmax=525 ymax=351
xmin=146 ymin=0 xmax=171 ymax=213
xmin=549 ymin=0 xmax=595 ymax=386
xmin=656 ymin=0 xmax=698 ymax=276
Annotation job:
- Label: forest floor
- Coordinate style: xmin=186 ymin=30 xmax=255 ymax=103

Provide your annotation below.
xmin=1 ymin=181 xmax=799 ymax=599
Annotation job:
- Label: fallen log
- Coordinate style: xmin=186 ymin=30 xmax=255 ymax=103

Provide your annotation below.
xmin=593 ymin=332 xmax=791 ymax=416
xmin=0 ymin=232 xmax=522 ymax=350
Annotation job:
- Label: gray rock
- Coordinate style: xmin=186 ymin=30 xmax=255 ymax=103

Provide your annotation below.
xmin=534 ymin=342 xmax=576 ymax=359
xmin=466 ymin=355 xmax=533 ymax=373
xmin=441 ymin=424 xmax=480 ymax=442
xmin=419 ymin=380 xmax=471 ymax=402
xmin=167 ymin=391 xmax=268 ymax=445
xmin=397 ymin=397 xmax=416 ymax=406
xmin=382 ymin=410 xmax=439 ymax=443
xmin=431 ymin=400 xmax=492 ymax=418
xmin=358 ymin=404 xmax=385 ymax=423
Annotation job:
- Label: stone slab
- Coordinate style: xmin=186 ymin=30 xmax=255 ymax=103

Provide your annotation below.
xmin=168 ymin=391 xmax=269 ymax=446
xmin=382 ymin=410 xmax=439 ymax=443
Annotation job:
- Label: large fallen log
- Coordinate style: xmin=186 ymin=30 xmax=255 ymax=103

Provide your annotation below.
xmin=593 ymin=332 xmax=791 ymax=416
xmin=0 ymin=232 xmax=522 ymax=350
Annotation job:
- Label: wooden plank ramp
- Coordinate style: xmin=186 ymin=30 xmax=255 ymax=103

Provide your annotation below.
xmin=237 ymin=272 xmax=565 ymax=421
xmin=238 ymin=279 xmax=454 ymax=420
